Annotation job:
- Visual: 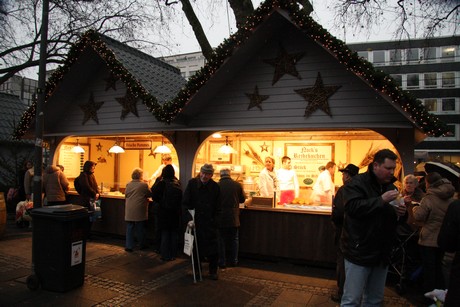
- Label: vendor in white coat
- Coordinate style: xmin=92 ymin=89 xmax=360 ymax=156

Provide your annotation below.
xmin=259 ymin=156 xmax=279 ymax=198
xmin=276 ymin=156 xmax=299 ymax=204
xmin=311 ymin=161 xmax=337 ymax=205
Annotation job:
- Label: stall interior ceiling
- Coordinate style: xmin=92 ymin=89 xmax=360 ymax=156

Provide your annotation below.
xmin=66 ymin=134 xmax=168 ymax=142
xmin=210 ymin=130 xmax=386 ymax=141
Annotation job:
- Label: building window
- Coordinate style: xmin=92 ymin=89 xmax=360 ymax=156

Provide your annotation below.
xmin=390 ymin=49 xmax=402 ymax=64
xmin=423 ymin=47 xmax=437 ymax=63
xmin=391 ymin=74 xmax=402 ymax=87
xmin=423 ymin=73 xmax=437 ymax=88
xmin=441 ymin=46 xmax=456 ymax=62
xmin=357 ymin=51 xmax=368 ymax=61
xmin=423 ymin=98 xmax=437 ymax=112
xmin=407 ymin=48 xmax=420 ymax=63
xmin=407 ymin=74 xmax=420 ymax=88
xmin=441 ymin=98 xmax=457 ymax=112
xmin=441 ymin=72 xmax=455 ymax=88
xmin=372 ymin=50 xmax=385 ymax=66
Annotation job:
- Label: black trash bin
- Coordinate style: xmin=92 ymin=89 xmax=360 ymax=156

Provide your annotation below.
xmin=27 ymin=204 xmax=89 ymax=292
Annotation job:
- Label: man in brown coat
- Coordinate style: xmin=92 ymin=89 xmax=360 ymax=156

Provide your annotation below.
xmin=217 ymin=168 xmax=245 ymax=268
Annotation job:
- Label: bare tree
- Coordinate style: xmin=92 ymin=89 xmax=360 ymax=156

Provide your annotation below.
xmin=0 ymin=0 xmax=174 ymax=85
xmin=0 ymin=0 xmax=458 ymax=86
xmin=326 ymin=0 xmax=459 ymax=41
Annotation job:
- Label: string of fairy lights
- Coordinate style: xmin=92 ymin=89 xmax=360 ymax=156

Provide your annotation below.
xmin=12 ymin=0 xmax=450 ymax=140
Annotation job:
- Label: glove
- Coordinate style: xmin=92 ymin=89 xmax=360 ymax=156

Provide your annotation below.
xmin=187 ymin=221 xmax=195 ymax=228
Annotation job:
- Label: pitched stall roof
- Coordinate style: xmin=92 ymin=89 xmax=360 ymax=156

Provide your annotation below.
xmin=13 ymin=30 xmax=186 ymax=139
xmin=158 ymin=0 xmax=449 ymax=137
xmin=0 ymin=93 xmax=31 ymax=142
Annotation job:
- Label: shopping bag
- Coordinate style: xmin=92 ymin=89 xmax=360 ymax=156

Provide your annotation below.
xmin=89 ymin=199 xmax=102 ymax=222
xmin=183 ymin=226 xmax=194 ymax=256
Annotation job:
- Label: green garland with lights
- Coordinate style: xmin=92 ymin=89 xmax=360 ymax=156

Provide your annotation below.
xmin=13 ymin=0 xmax=449 ymax=140
xmin=159 ymin=0 xmax=449 ymax=136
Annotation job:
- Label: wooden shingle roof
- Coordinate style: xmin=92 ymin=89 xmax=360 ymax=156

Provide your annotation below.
xmin=13 ymin=30 xmax=186 ymax=139
xmin=0 ymin=93 xmax=30 ymax=142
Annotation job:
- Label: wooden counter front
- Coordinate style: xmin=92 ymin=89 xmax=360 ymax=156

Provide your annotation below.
xmin=66 ymin=193 xmax=156 ymax=240
xmin=239 ymin=207 xmax=336 ymax=267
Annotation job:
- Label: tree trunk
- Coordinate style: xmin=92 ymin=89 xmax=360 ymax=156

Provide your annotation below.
xmin=228 ymin=0 xmax=254 ymax=29
xmin=180 ymin=0 xmax=213 ymax=60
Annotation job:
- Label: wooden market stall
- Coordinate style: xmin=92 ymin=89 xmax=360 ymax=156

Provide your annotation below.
xmin=14 ymin=1 xmax=450 ymax=266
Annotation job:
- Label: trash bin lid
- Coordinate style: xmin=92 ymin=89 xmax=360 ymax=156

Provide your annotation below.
xmin=31 ymin=204 xmax=88 ymax=216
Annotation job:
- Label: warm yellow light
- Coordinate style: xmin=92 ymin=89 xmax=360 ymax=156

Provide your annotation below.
xmin=109 ymin=140 xmax=124 ymax=153
xmin=72 ymin=139 xmax=85 ymax=153
xmin=218 ymin=136 xmax=237 ymax=154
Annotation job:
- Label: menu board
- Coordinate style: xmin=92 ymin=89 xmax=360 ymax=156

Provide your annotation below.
xmin=285 ymin=143 xmax=335 ymax=187
xmin=59 ymin=144 xmax=90 ymax=178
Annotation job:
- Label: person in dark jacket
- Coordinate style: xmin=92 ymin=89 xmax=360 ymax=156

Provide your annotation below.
xmin=330 ymin=163 xmax=359 ymax=303
xmin=217 ymin=168 xmax=245 ymax=268
xmin=438 ymin=196 xmax=460 ymax=307
xmin=182 ymin=163 xmax=221 ymax=280
xmin=151 ymin=165 xmax=182 ymax=261
xmin=74 ymin=160 xmax=99 ymax=237
xmin=74 ymin=161 xmax=99 ymax=209
xmin=340 ymin=149 xmax=407 ymax=306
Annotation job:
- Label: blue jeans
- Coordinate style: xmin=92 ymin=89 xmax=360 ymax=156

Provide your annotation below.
xmin=218 ymin=227 xmax=239 ymax=266
xmin=125 ymin=220 xmax=146 ymax=249
xmin=341 ymin=259 xmax=388 ymax=307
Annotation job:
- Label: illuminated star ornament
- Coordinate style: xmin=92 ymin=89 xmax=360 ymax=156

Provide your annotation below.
xmin=295 ymin=72 xmax=341 ymax=118
xmin=264 ymin=46 xmax=305 ymax=85
xmin=104 ymin=73 xmax=118 ymax=91
xmin=246 ymin=85 xmax=269 ymax=110
xmin=116 ymin=90 xmax=139 ymax=120
xmin=260 ymin=142 xmax=269 ymax=152
xmin=79 ymin=92 xmax=104 ymax=125
xmin=96 ymin=142 xmax=103 ymax=151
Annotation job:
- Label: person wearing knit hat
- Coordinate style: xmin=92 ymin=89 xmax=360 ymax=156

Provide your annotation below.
xmin=182 ymin=163 xmax=221 ymax=280
xmin=330 ymin=163 xmax=359 ymax=303
xmin=200 ymin=163 xmax=214 ymax=174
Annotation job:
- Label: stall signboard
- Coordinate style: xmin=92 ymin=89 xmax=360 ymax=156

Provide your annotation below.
xmin=59 ymin=144 xmax=90 ymax=178
xmin=124 ymin=141 xmax=151 ymax=150
xmin=285 ymin=143 xmax=335 ymax=187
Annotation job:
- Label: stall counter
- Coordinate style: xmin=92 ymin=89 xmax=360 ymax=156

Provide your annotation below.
xmin=239 ymin=206 xmax=336 ymax=267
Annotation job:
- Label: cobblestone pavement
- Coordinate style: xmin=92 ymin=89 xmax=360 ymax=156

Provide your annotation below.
xmin=0 ymin=215 xmax=425 ymax=306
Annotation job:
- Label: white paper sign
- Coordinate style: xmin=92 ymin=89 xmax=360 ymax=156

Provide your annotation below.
xmin=71 ymin=241 xmax=83 ymax=266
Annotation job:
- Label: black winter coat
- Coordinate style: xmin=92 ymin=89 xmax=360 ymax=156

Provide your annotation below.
xmin=341 ymin=167 xmax=399 ymax=266
xmin=182 ymin=177 xmax=221 ymax=256
xmin=151 ymin=178 xmax=182 ymax=230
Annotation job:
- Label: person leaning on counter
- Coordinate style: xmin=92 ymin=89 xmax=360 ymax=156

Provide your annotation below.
xmin=74 ymin=160 xmax=100 ymax=210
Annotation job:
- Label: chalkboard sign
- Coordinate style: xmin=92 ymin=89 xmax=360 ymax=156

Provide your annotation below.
xmin=58 ymin=144 xmax=90 ymax=178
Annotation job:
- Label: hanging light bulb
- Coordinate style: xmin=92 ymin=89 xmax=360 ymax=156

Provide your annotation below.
xmin=154 ymin=136 xmax=171 ymax=154
xmin=71 ymin=139 xmax=85 ymax=153
xmin=218 ymin=136 xmax=237 ymax=154
xmin=109 ymin=138 xmax=125 ymax=153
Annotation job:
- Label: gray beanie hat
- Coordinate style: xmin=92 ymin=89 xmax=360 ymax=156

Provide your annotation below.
xmin=200 ymin=163 xmax=214 ymax=174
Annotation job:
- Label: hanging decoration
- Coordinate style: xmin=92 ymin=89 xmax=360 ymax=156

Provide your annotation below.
xmin=260 ymin=142 xmax=269 ymax=153
xmin=246 ymin=85 xmax=269 ymax=110
xmin=104 ymin=73 xmax=118 ymax=91
xmin=263 ymin=45 xmax=305 ymax=85
xmin=295 ymin=72 xmax=341 ymax=118
xmin=96 ymin=142 xmax=103 ymax=151
xmin=79 ymin=92 xmax=104 ymax=125
xmin=12 ymin=0 xmax=450 ymax=139
xmin=116 ymin=90 xmax=139 ymax=120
